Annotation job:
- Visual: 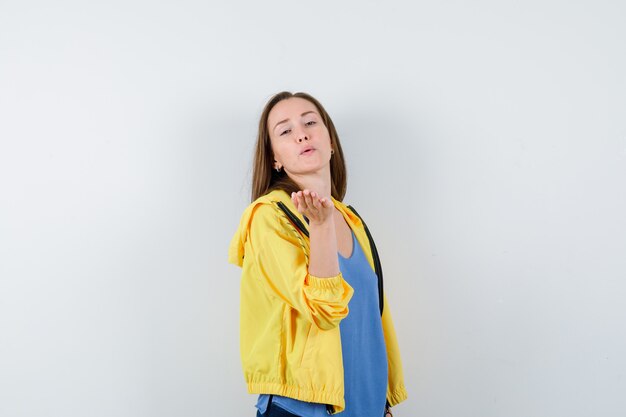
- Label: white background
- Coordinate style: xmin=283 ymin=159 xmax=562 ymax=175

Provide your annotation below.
xmin=1 ymin=1 xmax=625 ymax=416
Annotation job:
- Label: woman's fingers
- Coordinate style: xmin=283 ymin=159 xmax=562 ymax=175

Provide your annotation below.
xmin=303 ymin=189 xmax=313 ymax=209
xmin=291 ymin=192 xmax=301 ymax=211
xmin=292 ymin=190 xmax=332 ymax=221
xmin=306 ymin=190 xmax=323 ymax=212
xmin=297 ymin=190 xmax=310 ymax=211
xmin=298 ymin=191 xmax=306 ymax=211
xmin=311 ymin=191 xmax=320 ymax=209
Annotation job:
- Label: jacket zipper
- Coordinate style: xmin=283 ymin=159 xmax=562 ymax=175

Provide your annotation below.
xmin=276 ymin=201 xmax=310 ymax=238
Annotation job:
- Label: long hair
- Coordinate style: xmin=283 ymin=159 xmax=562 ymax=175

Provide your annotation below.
xmin=251 ymin=91 xmax=347 ymax=202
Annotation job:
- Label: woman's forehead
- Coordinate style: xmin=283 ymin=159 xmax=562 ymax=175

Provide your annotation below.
xmin=268 ymin=97 xmax=318 ymax=124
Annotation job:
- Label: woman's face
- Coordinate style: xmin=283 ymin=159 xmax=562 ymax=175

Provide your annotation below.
xmin=267 ymin=97 xmax=333 ymax=178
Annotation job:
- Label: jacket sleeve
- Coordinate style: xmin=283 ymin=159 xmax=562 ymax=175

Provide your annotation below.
xmin=247 ymin=203 xmax=354 ymax=330
xmin=382 ymin=294 xmax=409 ymax=407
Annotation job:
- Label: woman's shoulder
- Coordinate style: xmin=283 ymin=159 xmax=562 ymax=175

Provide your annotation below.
xmin=228 ymin=190 xmax=294 ymax=266
xmin=241 ymin=189 xmax=293 ymax=221
xmin=253 ymin=188 xmax=291 ymax=205
xmin=237 ymin=190 xmax=286 ymax=227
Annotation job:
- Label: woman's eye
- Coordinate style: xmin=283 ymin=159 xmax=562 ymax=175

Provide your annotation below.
xmin=280 ymin=129 xmax=291 ymax=136
xmin=305 ymin=121 xmax=316 ymax=126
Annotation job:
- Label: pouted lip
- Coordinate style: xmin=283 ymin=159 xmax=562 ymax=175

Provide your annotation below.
xmin=300 ymin=146 xmax=315 ymax=155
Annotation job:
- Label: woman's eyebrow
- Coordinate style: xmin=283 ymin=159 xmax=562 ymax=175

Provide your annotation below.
xmin=273 ymin=111 xmax=318 ymax=131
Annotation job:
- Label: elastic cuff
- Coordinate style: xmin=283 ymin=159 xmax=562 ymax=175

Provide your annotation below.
xmin=306 ymin=272 xmax=344 ymax=288
xmin=387 ymin=384 xmax=408 ymax=407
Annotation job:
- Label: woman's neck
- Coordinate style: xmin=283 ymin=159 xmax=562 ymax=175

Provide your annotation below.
xmin=289 ymin=171 xmax=332 ymax=199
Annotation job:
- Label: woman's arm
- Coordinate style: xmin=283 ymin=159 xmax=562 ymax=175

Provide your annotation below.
xmin=246 ymin=201 xmax=353 ymax=330
xmin=292 ymin=189 xmax=339 ymax=278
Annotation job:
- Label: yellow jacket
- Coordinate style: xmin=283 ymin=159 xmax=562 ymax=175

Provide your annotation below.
xmin=228 ymin=189 xmax=408 ymax=414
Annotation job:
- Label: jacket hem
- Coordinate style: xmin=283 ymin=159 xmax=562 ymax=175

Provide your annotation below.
xmin=247 ymin=381 xmax=345 ymax=413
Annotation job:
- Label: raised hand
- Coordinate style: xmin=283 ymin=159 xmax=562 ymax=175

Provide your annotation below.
xmin=291 ymin=189 xmax=334 ymax=226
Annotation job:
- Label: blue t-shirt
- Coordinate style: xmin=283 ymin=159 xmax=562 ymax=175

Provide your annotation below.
xmin=257 ymin=229 xmax=388 ymax=417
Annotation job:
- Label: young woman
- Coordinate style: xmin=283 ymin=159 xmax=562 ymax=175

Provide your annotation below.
xmin=229 ymin=91 xmax=407 ymax=417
